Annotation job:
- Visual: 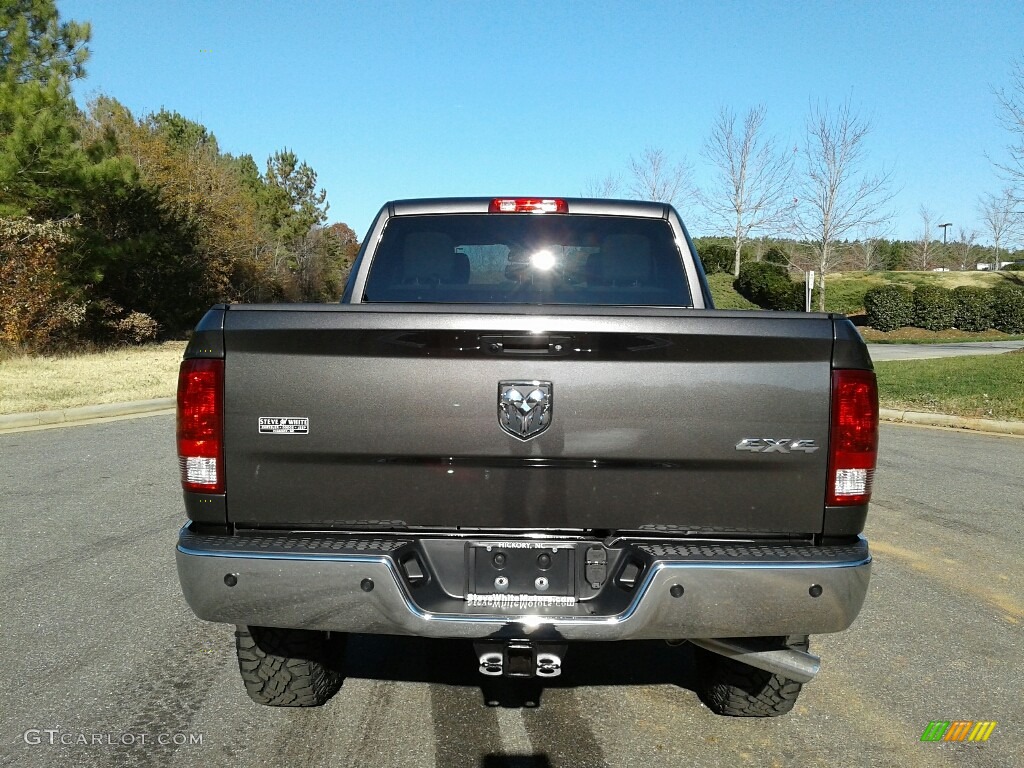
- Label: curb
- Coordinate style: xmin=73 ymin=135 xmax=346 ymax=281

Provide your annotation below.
xmin=879 ymin=408 xmax=1024 ymax=436
xmin=0 ymin=398 xmax=175 ymax=432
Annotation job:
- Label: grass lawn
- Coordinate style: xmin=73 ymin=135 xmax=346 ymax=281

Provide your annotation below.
xmin=0 ymin=341 xmax=186 ymax=414
xmin=875 ymin=351 xmax=1024 ymax=421
xmin=706 ymin=273 xmax=759 ymax=309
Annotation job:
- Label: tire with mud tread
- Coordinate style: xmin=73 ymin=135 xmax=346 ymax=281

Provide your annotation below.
xmin=235 ymin=625 xmax=347 ymax=707
xmin=695 ymin=636 xmax=808 ymax=717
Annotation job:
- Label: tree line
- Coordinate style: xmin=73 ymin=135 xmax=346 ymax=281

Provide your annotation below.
xmin=694 ymin=235 xmax=1023 ymax=276
xmin=1 ymin=1 xmax=358 ymax=353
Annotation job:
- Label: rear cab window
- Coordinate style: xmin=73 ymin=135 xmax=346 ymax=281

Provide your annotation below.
xmin=362 ymin=214 xmax=693 ymax=306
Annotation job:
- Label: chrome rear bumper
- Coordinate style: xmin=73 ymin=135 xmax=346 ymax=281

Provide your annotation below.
xmin=176 ymin=525 xmax=870 ymax=642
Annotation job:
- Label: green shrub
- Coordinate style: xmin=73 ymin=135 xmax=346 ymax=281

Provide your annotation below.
xmin=735 ymin=262 xmax=802 ymax=310
xmin=864 ymin=285 xmax=913 ymax=331
xmin=706 ymin=272 xmax=760 ymax=309
xmin=698 ymin=244 xmax=734 ymax=275
xmin=762 ymin=246 xmax=789 ymax=265
xmin=991 ymin=285 xmax=1024 ymax=333
xmin=791 ymin=279 xmax=821 ymax=312
xmin=912 ymin=285 xmax=956 ymax=331
xmin=952 ymin=286 xmax=994 ymax=332
xmin=782 ymin=282 xmax=808 ymax=312
xmin=1004 ymin=262 xmax=1024 ymax=271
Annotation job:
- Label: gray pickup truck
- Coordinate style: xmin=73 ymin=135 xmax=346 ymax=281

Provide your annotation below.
xmin=175 ymin=197 xmax=878 ymax=717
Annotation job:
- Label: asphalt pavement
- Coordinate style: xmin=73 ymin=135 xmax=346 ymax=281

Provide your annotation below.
xmin=2 ymin=417 xmax=1021 ymax=767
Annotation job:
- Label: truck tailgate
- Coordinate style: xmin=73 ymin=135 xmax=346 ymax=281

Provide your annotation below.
xmin=221 ymin=306 xmax=836 ymax=535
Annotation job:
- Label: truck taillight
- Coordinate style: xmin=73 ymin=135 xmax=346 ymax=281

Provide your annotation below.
xmin=489 ymin=198 xmax=568 ymax=213
xmin=828 ymin=369 xmax=879 ymax=506
xmin=177 ymin=358 xmax=224 ymax=494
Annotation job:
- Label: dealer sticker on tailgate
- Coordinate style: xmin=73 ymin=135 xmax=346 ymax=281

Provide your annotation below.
xmin=258 ymin=417 xmax=309 ymax=435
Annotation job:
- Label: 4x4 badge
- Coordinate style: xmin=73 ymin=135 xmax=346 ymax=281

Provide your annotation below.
xmin=498 ymin=381 xmax=552 ymax=440
xmin=735 ymin=438 xmax=819 ymax=453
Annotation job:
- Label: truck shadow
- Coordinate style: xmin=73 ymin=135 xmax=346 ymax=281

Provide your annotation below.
xmin=341 ymin=634 xmax=698 ymax=708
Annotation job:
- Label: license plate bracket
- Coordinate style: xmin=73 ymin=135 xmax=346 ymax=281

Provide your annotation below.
xmin=468 ymin=542 xmax=576 ymax=597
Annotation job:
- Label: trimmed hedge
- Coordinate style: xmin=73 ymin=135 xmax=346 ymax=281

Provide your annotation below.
xmin=992 ymin=285 xmax=1024 ymax=333
xmin=698 ymin=244 xmax=734 ymax=275
xmin=735 ymin=262 xmax=803 ymax=311
xmin=864 ymin=285 xmax=913 ymax=331
xmin=912 ymin=285 xmax=956 ymax=331
xmin=864 ymin=280 xmax=1024 ymax=333
xmin=952 ymin=286 xmax=994 ymax=332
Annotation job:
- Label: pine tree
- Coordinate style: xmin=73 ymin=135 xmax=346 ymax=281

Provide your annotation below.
xmin=0 ymin=0 xmax=92 ymax=215
xmin=265 ymin=149 xmax=329 ymax=244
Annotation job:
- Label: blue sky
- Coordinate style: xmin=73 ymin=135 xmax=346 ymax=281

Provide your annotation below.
xmin=61 ymin=0 xmax=1023 ymax=243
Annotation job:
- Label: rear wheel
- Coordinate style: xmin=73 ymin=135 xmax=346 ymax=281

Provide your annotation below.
xmin=235 ymin=626 xmax=347 ymax=707
xmin=694 ymin=636 xmax=808 ymax=717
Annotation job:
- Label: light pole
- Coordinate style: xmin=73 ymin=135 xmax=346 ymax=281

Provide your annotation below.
xmin=938 ymin=223 xmax=952 ymax=270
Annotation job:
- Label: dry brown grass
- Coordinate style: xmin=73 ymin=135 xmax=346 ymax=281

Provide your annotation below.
xmin=0 ymin=341 xmax=187 ymax=414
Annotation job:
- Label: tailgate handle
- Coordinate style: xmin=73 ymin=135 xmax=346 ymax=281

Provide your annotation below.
xmin=481 ymin=334 xmax=573 ymax=356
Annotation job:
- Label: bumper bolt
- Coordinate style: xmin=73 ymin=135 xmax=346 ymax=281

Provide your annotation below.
xmin=809 ymin=584 xmax=823 ymax=598
xmin=361 ymin=578 xmax=375 ymax=592
xmin=224 ymin=574 xmax=238 ymax=587
xmin=669 ymin=584 xmax=684 ymax=598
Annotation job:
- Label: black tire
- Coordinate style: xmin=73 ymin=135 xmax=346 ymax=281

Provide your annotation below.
xmin=694 ymin=637 xmax=808 ymax=718
xmin=235 ymin=625 xmax=347 ymax=707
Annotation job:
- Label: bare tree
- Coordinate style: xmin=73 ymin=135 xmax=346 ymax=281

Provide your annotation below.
xmin=627 ymin=147 xmax=697 ymax=214
xmin=852 ymin=223 xmax=892 ymax=271
xmin=792 ymin=100 xmax=896 ymax=310
xmin=702 ymin=105 xmax=796 ymax=276
xmin=911 ymin=206 xmax=939 ymax=270
xmin=777 ymin=238 xmax=818 ymax=274
xmin=582 ymin=173 xmax=622 ymax=198
xmin=950 ymin=227 xmax=978 ymax=271
xmin=978 ymin=188 xmax=1019 ymax=269
xmin=993 ymin=56 xmax=1024 ymax=198
xmin=852 ymin=237 xmax=879 ymax=271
